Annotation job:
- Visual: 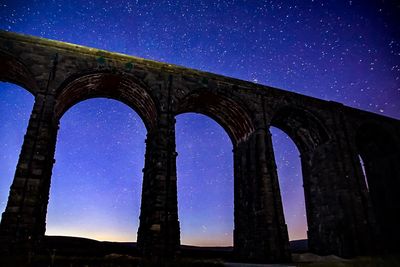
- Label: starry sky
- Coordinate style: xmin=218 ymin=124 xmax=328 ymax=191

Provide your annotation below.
xmin=0 ymin=0 xmax=399 ymax=246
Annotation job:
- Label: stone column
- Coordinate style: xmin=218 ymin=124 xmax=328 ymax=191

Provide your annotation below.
xmin=335 ymin=115 xmax=379 ymax=256
xmin=359 ymin=144 xmax=400 ymax=253
xmin=345 ymin=119 xmax=400 ymax=254
xmin=301 ymin=143 xmax=350 ymax=256
xmin=0 ymin=92 xmax=58 ymax=260
xmin=302 ymin=118 xmax=376 ymax=257
xmin=137 ymin=112 xmax=180 ymax=260
xmin=234 ymin=128 xmax=291 ymax=262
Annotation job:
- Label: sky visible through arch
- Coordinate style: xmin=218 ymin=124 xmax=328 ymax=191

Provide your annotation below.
xmin=0 ymin=0 xmax=399 ymax=245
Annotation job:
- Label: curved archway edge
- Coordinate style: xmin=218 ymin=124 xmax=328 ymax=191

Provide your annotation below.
xmin=0 ymin=51 xmax=39 ymax=95
xmin=270 ymin=105 xmax=330 ymax=155
xmin=55 ymin=71 xmax=159 ymax=131
xmin=176 ymin=90 xmax=255 ymax=145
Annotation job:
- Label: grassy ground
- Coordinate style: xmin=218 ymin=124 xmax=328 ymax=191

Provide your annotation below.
xmin=2 ymin=251 xmax=399 ymax=266
xmin=28 ymin=255 xmax=225 ymax=267
xmin=296 ymin=255 xmax=400 ymax=267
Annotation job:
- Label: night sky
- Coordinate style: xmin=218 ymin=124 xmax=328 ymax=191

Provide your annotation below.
xmin=0 ymin=0 xmax=399 ymax=246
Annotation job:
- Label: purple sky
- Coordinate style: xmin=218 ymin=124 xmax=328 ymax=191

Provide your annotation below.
xmin=0 ymin=0 xmax=399 ymax=246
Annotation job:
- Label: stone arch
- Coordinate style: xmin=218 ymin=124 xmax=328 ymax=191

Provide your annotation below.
xmin=0 ymin=82 xmax=35 ymax=216
xmin=269 ymin=126 xmax=308 ymax=242
xmin=0 ymin=51 xmax=38 ymax=96
xmin=47 ymin=97 xmax=146 ymax=242
xmin=175 ymin=113 xmax=234 ymax=246
xmin=270 ymin=106 xmax=330 ymax=155
xmin=175 ymin=90 xmax=255 ymax=145
xmin=0 ymin=52 xmax=39 ymax=231
xmin=269 ymin=106 xmax=332 ymax=254
xmin=355 ymin=122 xmax=400 ymax=252
xmin=54 ymin=71 xmax=158 ymax=130
xmin=0 ymin=61 xmax=55 ymax=253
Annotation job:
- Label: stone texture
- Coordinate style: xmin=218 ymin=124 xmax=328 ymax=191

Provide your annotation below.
xmin=0 ymin=30 xmax=399 ymax=263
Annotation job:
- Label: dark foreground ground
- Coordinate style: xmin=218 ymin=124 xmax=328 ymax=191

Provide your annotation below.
xmin=1 ymin=236 xmax=399 ymax=266
xmin=41 ymin=236 xmax=308 ymax=257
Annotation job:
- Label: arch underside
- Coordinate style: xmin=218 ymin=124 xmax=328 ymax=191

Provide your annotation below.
xmin=176 ymin=91 xmax=255 ymax=145
xmin=0 ymin=52 xmax=38 ymax=95
xmin=271 ymin=107 xmax=330 ymax=155
xmin=55 ymin=73 xmax=157 ymax=130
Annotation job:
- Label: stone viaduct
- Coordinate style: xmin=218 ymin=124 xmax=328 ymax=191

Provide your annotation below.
xmin=0 ymin=30 xmax=399 ymax=263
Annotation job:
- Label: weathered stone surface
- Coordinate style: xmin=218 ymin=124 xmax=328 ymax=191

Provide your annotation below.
xmin=0 ymin=30 xmax=399 ymax=263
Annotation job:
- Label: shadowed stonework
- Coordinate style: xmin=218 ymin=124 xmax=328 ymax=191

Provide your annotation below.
xmin=0 ymin=31 xmax=399 ymax=263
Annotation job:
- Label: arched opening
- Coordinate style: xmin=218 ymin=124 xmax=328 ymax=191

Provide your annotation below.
xmin=45 ymin=98 xmax=146 ymax=242
xmin=175 ymin=91 xmax=254 ymax=248
xmin=54 ymin=72 xmax=157 ymax=129
xmin=176 ymin=113 xmax=233 ymax=247
xmin=356 ymin=123 xmax=400 ymax=251
xmin=270 ymin=106 xmax=330 ymax=252
xmin=175 ymin=91 xmax=255 ymax=144
xmin=270 ymin=127 xmax=308 ymax=249
xmin=0 ymin=82 xmax=34 ymax=213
